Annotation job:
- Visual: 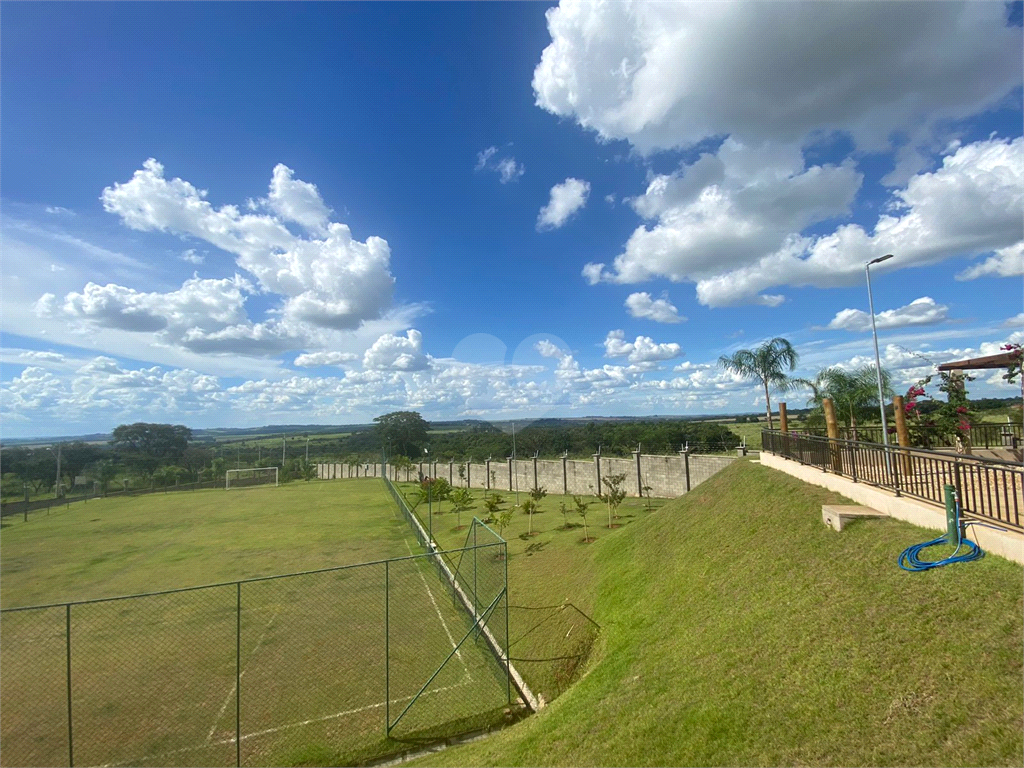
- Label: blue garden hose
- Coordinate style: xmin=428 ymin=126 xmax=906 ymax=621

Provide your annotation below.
xmin=898 ymin=493 xmax=984 ymax=572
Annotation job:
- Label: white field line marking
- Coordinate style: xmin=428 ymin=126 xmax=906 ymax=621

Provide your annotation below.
xmin=403 ymin=540 xmax=470 ymax=680
xmin=94 ymin=679 xmax=473 ymax=768
xmin=205 ymin=607 xmax=279 ymax=743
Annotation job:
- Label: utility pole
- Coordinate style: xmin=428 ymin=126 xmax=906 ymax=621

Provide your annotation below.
xmin=305 ymin=437 xmax=310 ymax=462
xmin=512 ymin=421 xmax=519 ymax=506
xmin=282 ymin=436 xmax=286 ymax=465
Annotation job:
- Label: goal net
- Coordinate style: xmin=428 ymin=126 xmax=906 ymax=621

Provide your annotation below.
xmin=226 ymin=467 xmax=279 ymax=490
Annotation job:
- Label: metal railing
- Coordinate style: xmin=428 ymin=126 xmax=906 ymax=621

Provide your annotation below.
xmin=762 ymin=429 xmax=1023 ymax=532
xmin=0 ymin=531 xmax=512 ymax=767
xmin=795 ymin=423 xmax=1022 ymax=450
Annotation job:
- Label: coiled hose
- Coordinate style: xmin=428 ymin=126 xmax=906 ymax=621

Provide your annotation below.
xmin=898 ymin=493 xmax=984 ymax=572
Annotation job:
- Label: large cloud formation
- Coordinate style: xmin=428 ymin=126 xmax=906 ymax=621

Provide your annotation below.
xmin=585 ymin=136 xmax=1023 ymax=306
xmin=33 ymin=160 xmax=402 ymax=358
xmin=533 ymin=0 xmax=1021 ymax=155
xmin=100 ymin=159 xmax=395 ymax=335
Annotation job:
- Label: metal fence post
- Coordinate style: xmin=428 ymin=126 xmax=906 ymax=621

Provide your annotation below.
xmin=473 ymin=524 xmax=478 ymax=617
xmin=504 ymin=541 xmax=511 ymax=705
xmin=236 ymin=582 xmax=241 ymax=768
xmin=683 ymin=450 xmax=691 ymax=493
xmin=66 ymin=603 xmax=73 ymax=768
xmin=891 ymin=444 xmax=902 ymax=497
xmin=385 ymin=559 xmax=390 ymax=735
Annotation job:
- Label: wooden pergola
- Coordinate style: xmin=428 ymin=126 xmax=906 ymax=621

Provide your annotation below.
xmin=937 ymin=351 xmax=1018 ymax=372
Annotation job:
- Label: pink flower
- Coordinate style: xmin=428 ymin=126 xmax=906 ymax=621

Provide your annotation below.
xmin=956 ymin=406 xmax=968 ymax=414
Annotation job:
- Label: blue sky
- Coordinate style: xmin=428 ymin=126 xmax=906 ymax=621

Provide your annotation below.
xmin=2 ymin=1 xmax=1022 ymax=438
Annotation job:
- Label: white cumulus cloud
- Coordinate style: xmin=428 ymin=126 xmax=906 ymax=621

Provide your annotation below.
xmin=827 ymin=296 xmax=949 ymax=332
xmin=602 ymin=330 xmax=682 ymax=364
xmin=475 ymin=146 xmax=524 ymax=183
xmin=956 ymin=242 xmax=1024 ymax=281
xmin=624 ymin=292 xmax=685 ymax=323
xmin=537 ymin=178 xmax=590 ymax=230
xmin=583 ymin=138 xmax=862 ymax=304
xmin=293 ymin=351 xmax=360 ymax=367
xmin=100 ymin=159 xmax=395 ymax=333
xmin=533 ymin=0 xmax=1021 ymax=155
xmin=363 ymin=329 xmax=430 ymax=371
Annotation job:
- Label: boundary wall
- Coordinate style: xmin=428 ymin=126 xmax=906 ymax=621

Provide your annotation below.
xmin=318 ymin=453 xmax=734 ymax=498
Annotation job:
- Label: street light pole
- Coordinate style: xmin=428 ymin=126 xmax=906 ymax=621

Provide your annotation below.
xmin=866 ymin=254 xmax=895 ymax=449
xmin=511 ymin=421 xmax=519 ymax=506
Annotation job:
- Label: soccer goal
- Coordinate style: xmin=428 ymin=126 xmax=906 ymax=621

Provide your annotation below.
xmin=226 ymin=467 xmax=279 ymax=490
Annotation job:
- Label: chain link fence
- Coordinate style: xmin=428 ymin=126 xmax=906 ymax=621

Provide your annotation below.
xmin=1 ymin=527 xmax=515 ymax=767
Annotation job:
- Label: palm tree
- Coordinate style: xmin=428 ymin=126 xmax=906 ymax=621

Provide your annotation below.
xmin=718 ymin=337 xmax=799 ymax=429
xmin=807 ymin=365 xmax=894 ymax=440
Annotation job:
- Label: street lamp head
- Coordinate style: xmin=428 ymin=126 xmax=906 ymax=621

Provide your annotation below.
xmin=867 ymin=253 xmax=895 ymax=266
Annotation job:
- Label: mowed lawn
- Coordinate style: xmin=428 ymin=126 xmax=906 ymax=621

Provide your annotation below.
xmin=393 ymin=482 xmax=671 ymax=704
xmin=1 ymin=479 xmax=410 ymax=607
xmin=413 ymin=461 xmax=1024 ymax=767
xmin=0 ymin=479 xmax=512 ymax=767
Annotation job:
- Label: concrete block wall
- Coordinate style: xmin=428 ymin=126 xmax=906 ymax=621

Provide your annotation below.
xmin=318 ymin=453 xmax=735 ymax=499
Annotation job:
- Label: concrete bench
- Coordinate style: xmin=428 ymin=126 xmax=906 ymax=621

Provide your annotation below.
xmin=822 ymin=504 xmax=887 ymax=532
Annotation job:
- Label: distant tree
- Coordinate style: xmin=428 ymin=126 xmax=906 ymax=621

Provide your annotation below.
xmin=180 ymin=446 xmax=214 ymax=481
xmin=521 ymin=499 xmax=538 ymax=536
xmin=525 ymin=486 xmax=546 ymax=535
xmin=599 ymin=473 xmax=627 ymax=528
xmin=373 ymin=411 xmax=429 ymax=459
xmin=59 ymin=442 xmax=104 ymax=489
xmin=94 ymin=459 xmax=119 ymax=495
xmin=483 ymin=492 xmax=504 ymax=523
xmin=426 ymin=477 xmax=452 ymax=512
xmin=641 ymin=476 xmax=654 ymax=512
xmin=495 ymin=508 xmax=514 ymax=541
xmin=573 ymin=495 xmax=593 ymax=543
xmin=450 ymin=487 xmax=474 ymax=529
xmin=718 ymin=338 xmax=799 ymax=429
xmin=299 ymin=459 xmax=317 ymax=482
xmin=111 ymin=423 xmax=191 ymax=477
xmin=558 ymin=500 xmax=571 ymax=529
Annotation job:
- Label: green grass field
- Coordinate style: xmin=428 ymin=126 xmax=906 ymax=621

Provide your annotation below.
xmin=393 ymin=483 xmax=669 ymax=704
xmin=411 ymin=460 xmax=1023 ymax=767
xmin=0 ymin=480 xmax=511 ymax=767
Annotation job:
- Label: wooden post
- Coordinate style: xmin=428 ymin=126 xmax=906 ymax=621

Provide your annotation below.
xmin=823 ymin=397 xmax=842 ymax=473
xmin=779 ymin=402 xmax=789 ymax=434
xmin=892 ymin=395 xmax=913 ymax=476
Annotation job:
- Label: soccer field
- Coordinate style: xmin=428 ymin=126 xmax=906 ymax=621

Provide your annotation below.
xmin=0 ymin=480 xmax=512 ymax=767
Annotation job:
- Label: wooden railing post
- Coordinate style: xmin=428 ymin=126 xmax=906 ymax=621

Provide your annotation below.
xmin=823 ymin=398 xmax=842 ymax=474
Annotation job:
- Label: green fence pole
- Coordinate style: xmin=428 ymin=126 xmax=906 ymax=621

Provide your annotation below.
xmin=66 ymin=603 xmax=73 ymax=768
xmin=385 ymin=560 xmax=390 ymax=735
xmin=236 ymin=582 xmax=241 ymax=768
xmin=504 ymin=542 xmax=511 ymax=704
xmin=944 ymin=484 xmax=959 ymax=544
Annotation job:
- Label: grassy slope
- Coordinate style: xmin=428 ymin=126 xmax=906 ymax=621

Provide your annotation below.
xmin=418 ymin=461 xmax=1023 ymax=767
xmin=395 ymin=482 xmax=670 ymax=702
xmin=0 ymin=479 xmax=409 ymax=606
